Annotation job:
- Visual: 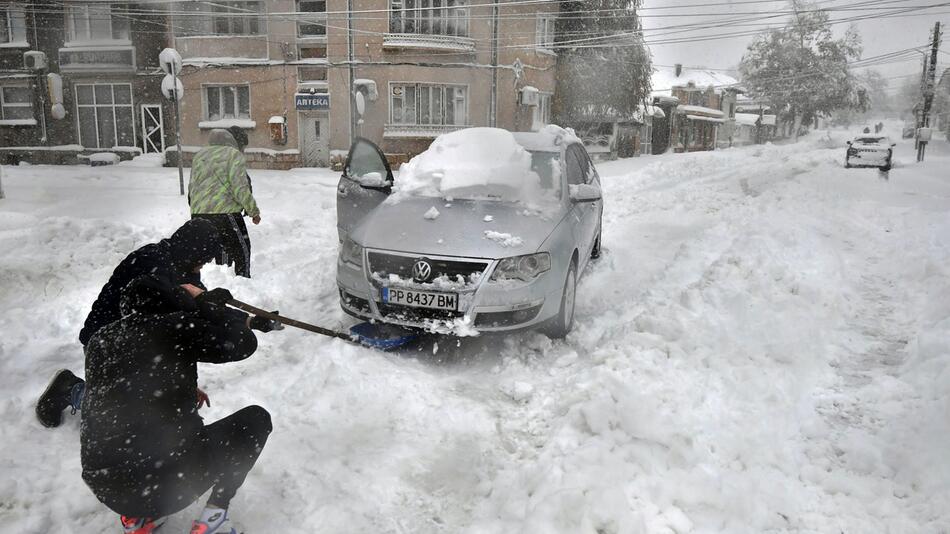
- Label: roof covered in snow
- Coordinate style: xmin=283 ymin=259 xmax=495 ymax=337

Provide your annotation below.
xmin=651 ymin=67 xmax=740 ymax=98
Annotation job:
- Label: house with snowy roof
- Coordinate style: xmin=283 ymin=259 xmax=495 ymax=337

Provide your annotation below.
xmin=649 ymin=64 xmax=741 ymax=153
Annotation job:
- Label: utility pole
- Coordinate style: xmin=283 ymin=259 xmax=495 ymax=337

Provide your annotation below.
xmin=917 ymin=22 xmax=941 ymax=162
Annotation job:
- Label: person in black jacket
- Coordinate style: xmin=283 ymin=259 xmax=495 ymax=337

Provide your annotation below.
xmin=81 ymin=275 xmax=273 ymax=534
xmin=36 ymin=219 xmax=223 ymax=428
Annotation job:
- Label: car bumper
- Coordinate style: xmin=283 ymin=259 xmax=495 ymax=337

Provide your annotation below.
xmin=847 ymin=150 xmax=890 ymax=167
xmin=337 ymin=250 xmax=563 ymax=333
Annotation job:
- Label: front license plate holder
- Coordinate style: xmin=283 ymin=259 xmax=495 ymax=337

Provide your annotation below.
xmin=381 ymin=287 xmax=458 ymax=311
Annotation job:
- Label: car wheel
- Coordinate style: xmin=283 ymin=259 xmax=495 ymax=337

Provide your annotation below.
xmin=880 ymin=152 xmax=892 ymax=172
xmin=544 ymin=260 xmax=577 ymax=339
xmin=591 ymin=230 xmax=602 ymax=259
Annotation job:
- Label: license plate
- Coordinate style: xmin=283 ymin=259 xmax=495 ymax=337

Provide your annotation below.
xmin=381 ymin=287 xmax=457 ymax=310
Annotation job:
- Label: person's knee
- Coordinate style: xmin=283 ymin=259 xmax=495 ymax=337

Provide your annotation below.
xmin=242 ymin=405 xmax=272 ymax=435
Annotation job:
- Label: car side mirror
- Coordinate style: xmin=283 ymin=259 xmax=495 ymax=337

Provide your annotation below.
xmin=350 ymin=171 xmax=391 ymax=188
xmin=569 ymin=183 xmax=602 ymax=203
xmin=846 ymin=141 xmax=852 ymax=145
xmin=891 ymin=143 xmax=897 ymax=147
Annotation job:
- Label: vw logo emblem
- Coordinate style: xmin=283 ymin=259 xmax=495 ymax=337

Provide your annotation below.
xmin=412 ymin=259 xmax=433 ymax=283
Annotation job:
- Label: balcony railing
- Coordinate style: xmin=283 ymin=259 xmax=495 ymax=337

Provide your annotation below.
xmin=382 ymin=33 xmax=475 ymax=53
xmin=384 ymin=124 xmax=469 ymax=138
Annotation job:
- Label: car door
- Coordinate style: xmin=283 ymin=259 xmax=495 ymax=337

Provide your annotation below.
xmin=566 ymin=144 xmax=601 ymax=259
xmin=336 ymin=138 xmax=394 ymax=242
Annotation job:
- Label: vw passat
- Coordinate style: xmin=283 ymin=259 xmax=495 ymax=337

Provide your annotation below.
xmin=335 ymin=127 xmax=603 ymax=337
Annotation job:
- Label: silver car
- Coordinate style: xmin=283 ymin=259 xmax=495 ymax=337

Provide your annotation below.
xmin=335 ymin=128 xmax=604 ymax=337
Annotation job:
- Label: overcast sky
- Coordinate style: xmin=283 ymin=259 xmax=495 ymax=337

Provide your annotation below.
xmin=640 ymin=0 xmax=948 ymax=90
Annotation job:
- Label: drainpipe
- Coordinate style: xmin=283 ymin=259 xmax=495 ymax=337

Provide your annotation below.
xmin=489 ymin=1 xmax=498 ymax=127
xmin=347 ymin=0 xmax=356 ymax=143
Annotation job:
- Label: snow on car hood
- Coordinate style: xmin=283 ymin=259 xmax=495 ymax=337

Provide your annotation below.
xmin=350 ymin=196 xmax=561 ymax=259
xmin=386 ymin=127 xmax=558 ymax=208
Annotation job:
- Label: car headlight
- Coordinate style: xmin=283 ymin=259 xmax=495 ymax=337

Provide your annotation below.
xmin=340 ymin=238 xmax=364 ymax=267
xmin=490 ymin=252 xmax=551 ymax=282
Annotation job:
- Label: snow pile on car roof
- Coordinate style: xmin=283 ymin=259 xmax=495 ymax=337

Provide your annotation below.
xmin=390 ymin=127 xmax=551 ymax=204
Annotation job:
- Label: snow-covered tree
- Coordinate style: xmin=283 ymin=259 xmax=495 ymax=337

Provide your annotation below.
xmin=739 ymin=1 xmax=863 ymax=137
xmin=552 ymin=0 xmax=652 ymax=124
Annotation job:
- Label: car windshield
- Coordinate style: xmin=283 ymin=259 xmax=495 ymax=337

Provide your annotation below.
xmin=855 ymin=136 xmax=886 ymax=144
xmin=390 ymin=128 xmax=561 ymax=205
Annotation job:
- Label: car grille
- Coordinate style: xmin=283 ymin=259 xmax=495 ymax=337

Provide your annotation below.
xmin=367 ymin=251 xmax=488 ymax=286
xmin=377 ymin=302 xmax=466 ymax=323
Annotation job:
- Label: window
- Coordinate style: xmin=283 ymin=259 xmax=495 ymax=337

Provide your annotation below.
xmin=205 ymin=85 xmax=250 ymax=121
xmin=687 ymin=91 xmax=705 ymax=107
xmin=213 ymin=1 xmax=262 ymax=35
xmin=389 ymin=0 xmax=468 ymax=37
xmin=565 ymin=145 xmax=589 ymax=186
xmin=536 ymin=15 xmax=555 ymax=50
xmin=297 ymin=0 xmax=326 ymax=37
xmin=0 ymin=85 xmax=33 ymax=121
xmin=532 ymin=93 xmax=552 ymax=131
xmin=1 ymin=6 xmax=27 ymax=45
xmin=66 ymin=3 xmax=130 ymax=43
xmin=298 ymin=45 xmax=327 ymax=59
xmin=298 ymin=66 xmax=327 ymax=82
xmin=174 ymin=1 xmax=264 ymax=36
xmin=391 ymin=84 xmax=466 ymax=126
xmin=75 ymin=84 xmax=134 ymax=148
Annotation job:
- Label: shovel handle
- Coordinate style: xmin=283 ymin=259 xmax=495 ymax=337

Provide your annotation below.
xmin=228 ymin=298 xmax=354 ymax=342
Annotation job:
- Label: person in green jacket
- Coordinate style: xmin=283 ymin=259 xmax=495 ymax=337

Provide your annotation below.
xmin=189 ymin=128 xmax=260 ymax=278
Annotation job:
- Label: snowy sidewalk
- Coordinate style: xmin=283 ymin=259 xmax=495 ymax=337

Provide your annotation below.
xmin=0 ymin=131 xmax=948 ymax=533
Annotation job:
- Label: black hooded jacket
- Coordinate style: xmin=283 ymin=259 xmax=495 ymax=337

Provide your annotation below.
xmin=80 ymin=276 xmax=257 ymax=489
xmin=78 ymin=219 xmax=222 ymax=345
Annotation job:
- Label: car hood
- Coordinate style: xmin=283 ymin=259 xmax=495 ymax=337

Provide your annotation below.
xmin=350 ymin=196 xmax=562 ymax=259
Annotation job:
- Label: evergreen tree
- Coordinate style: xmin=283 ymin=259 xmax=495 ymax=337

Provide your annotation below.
xmin=739 ymin=1 xmax=862 ymax=137
xmin=552 ymin=0 xmax=652 ymax=125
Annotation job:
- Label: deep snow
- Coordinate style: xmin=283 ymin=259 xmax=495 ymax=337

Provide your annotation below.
xmin=0 ymin=126 xmax=948 ymax=533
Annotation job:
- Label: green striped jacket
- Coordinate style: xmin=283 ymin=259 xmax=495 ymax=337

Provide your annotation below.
xmin=188 ymin=145 xmax=260 ymax=217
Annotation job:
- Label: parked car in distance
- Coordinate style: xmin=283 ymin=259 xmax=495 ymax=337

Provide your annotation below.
xmin=335 ymin=127 xmax=604 ymax=338
xmin=845 ymin=135 xmax=896 ymax=171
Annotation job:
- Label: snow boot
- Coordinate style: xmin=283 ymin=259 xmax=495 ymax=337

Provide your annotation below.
xmin=36 ymin=369 xmax=83 ymax=428
xmin=120 ymin=515 xmax=167 ymax=534
xmin=190 ymin=506 xmax=238 ymax=534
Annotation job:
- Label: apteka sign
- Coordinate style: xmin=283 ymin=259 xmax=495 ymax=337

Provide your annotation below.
xmin=295 ymin=93 xmax=330 ymax=111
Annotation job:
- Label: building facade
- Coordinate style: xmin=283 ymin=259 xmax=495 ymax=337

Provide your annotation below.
xmin=650 ymin=65 xmax=740 ymax=154
xmin=1 ymin=2 xmax=172 ymax=164
xmin=3 ymin=0 xmax=559 ymax=169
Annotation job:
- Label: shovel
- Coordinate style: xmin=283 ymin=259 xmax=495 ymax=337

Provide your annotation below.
xmin=228 ymin=298 xmax=419 ymax=350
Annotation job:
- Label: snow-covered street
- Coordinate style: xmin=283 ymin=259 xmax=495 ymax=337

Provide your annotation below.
xmin=1 ymin=129 xmax=949 ymax=533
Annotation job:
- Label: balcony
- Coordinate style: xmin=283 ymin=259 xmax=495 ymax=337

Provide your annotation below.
xmin=382 ymin=33 xmax=475 ymax=53
xmin=384 ymin=124 xmax=469 ymax=138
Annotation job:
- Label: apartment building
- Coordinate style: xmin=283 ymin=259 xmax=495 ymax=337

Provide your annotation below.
xmin=169 ymin=0 xmax=559 ymax=168
xmin=2 ymin=0 xmax=558 ymax=168
xmin=0 ymin=2 xmax=171 ymax=164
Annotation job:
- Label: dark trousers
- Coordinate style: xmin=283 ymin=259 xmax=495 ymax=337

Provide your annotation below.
xmin=192 ymin=213 xmax=252 ymax=278
xmin=87 ymin=406 xmax=272 ymax=517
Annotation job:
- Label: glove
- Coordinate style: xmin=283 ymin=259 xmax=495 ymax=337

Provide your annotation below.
xmin=249 ymin=311 xmax=284 ymax=332
xmin=196 ymin=287 xmax=233 ymax=306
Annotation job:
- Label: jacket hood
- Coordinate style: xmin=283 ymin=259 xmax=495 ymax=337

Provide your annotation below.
xmin=208 ymin=129 xmax=239 ymax=149
xmin=119 ymin=275 xmax=196 ymax=317
xmin=165 ymin=219 xmax=223 ymax=270
xmin=350 ymin=197 xmax=562 ymax=259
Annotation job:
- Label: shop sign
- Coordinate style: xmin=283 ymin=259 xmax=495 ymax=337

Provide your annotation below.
xmin=295 ymin=93 xmax=330 ymax=110
xmin=59 ymin=48 xmax=135 ymax=71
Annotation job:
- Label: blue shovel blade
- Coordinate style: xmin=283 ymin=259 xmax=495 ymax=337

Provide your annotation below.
xmin=349 ymin=322 xmax=420 ymax=350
